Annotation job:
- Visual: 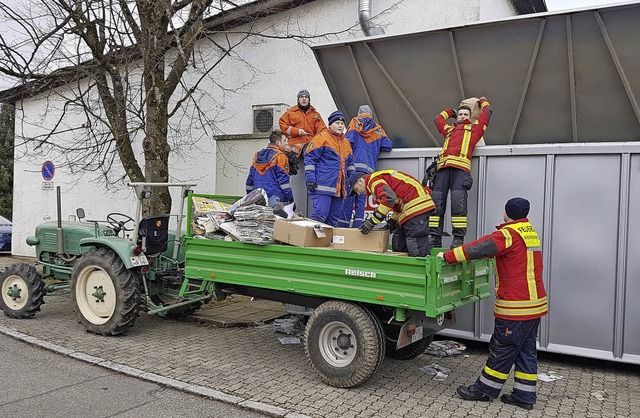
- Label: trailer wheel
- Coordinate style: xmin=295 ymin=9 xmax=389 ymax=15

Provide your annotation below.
xmin=71 ymin=248 xmax=141 ymax=335
xmin=0 ymin=264 xmax=45 ymax=319
xmin=384 ymin=324 xmax=434 ymax=360
xmin=304 ymin=301 xmax=385 ymax=388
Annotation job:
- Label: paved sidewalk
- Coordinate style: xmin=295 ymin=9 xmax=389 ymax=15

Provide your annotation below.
xmin=1 ymin=255 xmax=639 ymax=417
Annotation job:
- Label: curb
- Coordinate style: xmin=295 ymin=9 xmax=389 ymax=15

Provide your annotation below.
xmin=0 ymin=325 xmax=311 ymax=418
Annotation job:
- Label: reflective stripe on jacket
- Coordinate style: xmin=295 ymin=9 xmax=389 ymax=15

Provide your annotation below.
xmin=304 ymin=130 xmax=354 ymax=197
xmin=435 ymin=98 xmax=490 ymax=172
xmin=364 ymin=170 xmax=435 ymax=224
xmin=278 ymin=105 xmax=326 ymax=155
xmin=345 ymin=114 xmax=393 ymax=174
xmin=246 ymin=144 xmax=293 ymax=204
xmin=443 ymin=218 xmax=548 ymax=321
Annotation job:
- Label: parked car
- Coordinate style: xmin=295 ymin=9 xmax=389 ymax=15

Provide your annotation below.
xmin=0 ymin=215 xmax=12 ymax=253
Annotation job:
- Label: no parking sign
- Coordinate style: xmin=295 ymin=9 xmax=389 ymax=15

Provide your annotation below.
xmin=42 ymin=161 xmax=55 ymax=180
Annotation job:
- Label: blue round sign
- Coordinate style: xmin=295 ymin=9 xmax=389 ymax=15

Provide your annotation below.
xmin=42 ymin=161 xmax=55 ymax=181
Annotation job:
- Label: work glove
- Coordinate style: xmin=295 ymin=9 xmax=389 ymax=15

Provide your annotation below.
xmin=359 ymin=211 xmax=385 ymax=235
xmin=387 ymin=218 xmax=398 ymax=232
xmin=451 ymin=108 xmax=457 ymax=118
xmin=299 ymin=128 xmax=310 ymax=136
xmin=436 ymin=252 xmax=446 ymax=263
xmin=306 ymin=182 xmax=317 ymax=193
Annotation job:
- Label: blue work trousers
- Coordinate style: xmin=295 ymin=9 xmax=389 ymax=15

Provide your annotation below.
xmin=309 ymin=194 xmax=348 ymax=227
xmin=474 ymin=317 xmax=541 ymax=405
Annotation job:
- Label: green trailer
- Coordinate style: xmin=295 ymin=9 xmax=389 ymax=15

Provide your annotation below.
xmin=183 ymin=194 xmax=492 ymax=387
xmin=0 ymin=186 xmax=491 ymax=388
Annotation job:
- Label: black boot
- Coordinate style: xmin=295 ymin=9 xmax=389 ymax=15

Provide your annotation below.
xmin=456 ymin=385 xmax=491 ymax=401
xmin=450 ymin=236 xmax=464 ymax=249
xmin=500 ymin=394 xmax=533 ymax=410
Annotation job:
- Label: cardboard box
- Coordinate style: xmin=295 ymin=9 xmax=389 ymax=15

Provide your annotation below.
xmin=273 ymin=218 xmax=333 ymax=248
xmin=331 ymin=228 xmax=389 ymax=252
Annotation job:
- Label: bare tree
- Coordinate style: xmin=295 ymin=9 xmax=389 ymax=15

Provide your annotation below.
xmin=0 ymin=0 xmax=398 ymax=214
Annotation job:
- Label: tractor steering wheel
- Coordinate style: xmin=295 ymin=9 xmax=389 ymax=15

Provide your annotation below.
xmin=106 ymin=213 xmax=135 ymax=232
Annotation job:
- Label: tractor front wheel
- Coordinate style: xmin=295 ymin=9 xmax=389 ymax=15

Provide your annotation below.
xmin=0 ymin=264 xmax=45 ymax=318
xmin=71 ymin=248 xmax=141 ymax=335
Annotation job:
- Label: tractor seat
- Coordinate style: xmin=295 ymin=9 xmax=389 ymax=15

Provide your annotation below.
xmin=137 ymin=215 xmax=169 ymax=255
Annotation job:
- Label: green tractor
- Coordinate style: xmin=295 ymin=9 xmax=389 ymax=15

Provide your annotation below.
xmin=0 ymin=182 xmax=211 ymax=335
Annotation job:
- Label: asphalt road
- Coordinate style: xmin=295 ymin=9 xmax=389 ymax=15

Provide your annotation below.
xmin=0 ymin=333 xmax=267 ymax=418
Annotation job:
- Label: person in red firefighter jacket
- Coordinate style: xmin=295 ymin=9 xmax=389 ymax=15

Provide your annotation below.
xmin=440 ymin=197 xmax=547 ymax=410
xmin=304 ymin=111 xmax=355 ymax=226
xmin=429 ymin=97 xmax=492 ymax=249
xmin=343 ymin=105 xmax=393 ymax=228
xmin=349 ymin=170 xmax=436 ymax=257
xmin=246 ymin=131 xmax=293 ymax=214
xmin=278 ymin=89 xmax=327 ymax=156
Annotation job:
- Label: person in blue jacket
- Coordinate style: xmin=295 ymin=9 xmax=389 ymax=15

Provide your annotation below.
xmin=304 ymin=111 xmax=355 ymax=226
xmin=343 ymin=105 xmax=393 ymax=227
xmin=246 ymin=130 xmax=293 ymax=214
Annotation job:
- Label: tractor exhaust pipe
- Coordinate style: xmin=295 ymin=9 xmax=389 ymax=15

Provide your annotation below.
xmin=56 ymin=186 xmax=64 ymax=254
xmin=56 ymin=186 xmax=77 ymax=262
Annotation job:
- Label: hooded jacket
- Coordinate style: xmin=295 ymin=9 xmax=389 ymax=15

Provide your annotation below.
xmin=345 ymin=113 xmax=393 ymax=174
xmin=246 ymin=144 xmax=293 ymax=204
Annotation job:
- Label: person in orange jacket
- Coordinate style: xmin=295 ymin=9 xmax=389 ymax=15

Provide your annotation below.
xmin=348 ymin=170 xmax=435 ymax=257
xmin=279 ymin=89 xmax=327 ymax=156
xmin=429 ymin=97 xmax=491 ymax=249
xmin=440 ymin=197 xmax=547 ymax=410
xmin=304 ymin=111 xmax=355 ymax=226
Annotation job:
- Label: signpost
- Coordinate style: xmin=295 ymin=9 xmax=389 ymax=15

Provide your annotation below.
xmin=42 ymin=161 xmax=55 ymax=190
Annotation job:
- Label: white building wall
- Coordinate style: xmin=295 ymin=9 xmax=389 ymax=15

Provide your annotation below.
xmin=12 ymin=0 xmax=516 ymax=256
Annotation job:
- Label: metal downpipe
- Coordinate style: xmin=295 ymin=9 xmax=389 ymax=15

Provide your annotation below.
xmin=358 ymin=0 xmax=385 ymax=36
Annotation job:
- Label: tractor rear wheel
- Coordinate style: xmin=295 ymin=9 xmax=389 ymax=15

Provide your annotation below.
xmin=304 ymin=301 xmax=385 ymax=388
xmin=71 ymin=248 xmax=141 ymax=335
xmin=0 ymin=264 xmax=45 ymax=318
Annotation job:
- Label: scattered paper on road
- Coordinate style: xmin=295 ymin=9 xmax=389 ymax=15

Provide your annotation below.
xmin=537 ymin=371 xmax=563 ymax=382
xmin=278 ymin=337 xmax=301 ymax=344
xmin=591 ymin=390 xmax=608 ymax=401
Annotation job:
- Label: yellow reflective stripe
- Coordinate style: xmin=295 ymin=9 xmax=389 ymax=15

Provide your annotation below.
xmin=496 ymin=297 xmax=547 ymax=307
xmin=391 ymin=171 xmax=428 ymax=196
xmin=500 ymin=229 xmax=512 ymax=248
xmin=494 ymin=305 xmax=548 ymax=316
xmin=481 ymin=101 xmax=490 ymax=108
xmin=451 ymin=216 xmax=467 ymax=228
xmin=484 ymin=366 xmax=509 ymax=381
xmin=439 ymin=155 xmax=471 ymax=170
xmin=453 ymin=246 xmax=466 ymax=262
xmin=403 ymin=196 xmax=435 ymax=212
xmin=440 ymin=111 xmax=451 ymax=119
xmin=376 ymin=205 xmax=391 ymax=216
xmin=514 ymin=371 xmax=537 ymax=381
xmin=397 ymin=202 xmax=436 ymax=222
xmin=526 ymin=250 xmax=538 ymax=300
xmin=369 ymin=179 xmax=386 ymax=191
xmin=461 ymin=129 xmax=471 ymax=158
